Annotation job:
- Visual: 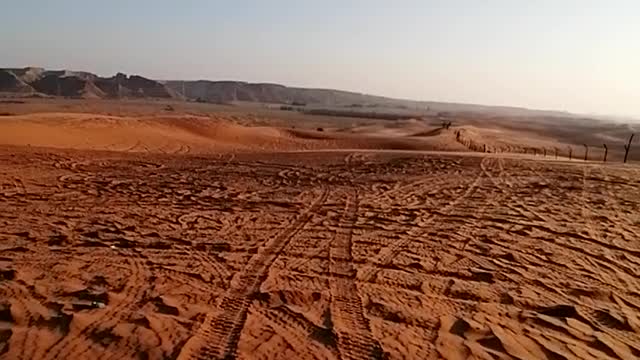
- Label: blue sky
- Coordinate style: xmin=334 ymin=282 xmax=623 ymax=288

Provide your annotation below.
xmin=1 ymin=0 xmax=639 ymax=117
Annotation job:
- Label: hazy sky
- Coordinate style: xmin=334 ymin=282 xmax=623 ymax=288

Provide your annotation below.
xmin=1 ymin=0 xmax=639 ymax=117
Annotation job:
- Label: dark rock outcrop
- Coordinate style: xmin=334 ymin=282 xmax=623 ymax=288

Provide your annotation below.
xmin=0 ymin=70 xmax=35 ymax=93
xmin=0 ymin=67 xmax=177 ymax=99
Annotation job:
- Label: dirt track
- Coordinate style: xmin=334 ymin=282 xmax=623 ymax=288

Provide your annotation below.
xmin=1 ymin=146 xmax=640 ymax=359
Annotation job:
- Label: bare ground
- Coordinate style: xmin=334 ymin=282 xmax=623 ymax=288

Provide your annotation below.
xmin=1 ymin=145 xmax=640 ymax=359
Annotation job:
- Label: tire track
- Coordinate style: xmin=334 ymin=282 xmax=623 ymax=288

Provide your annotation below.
xmin=580 ymin=165 xmax=602 ymax=241
xmin=250 ymin=303 xmax=338 ymax=360
xmin=152 ymin=247 xmax=232 ymax=290
xmin=13 ymin=178 xmax=27 ymax=195
xmin=122 ymin=140 xmax=142 ymax=152
xmin=42 ymin=249 xmax=148 ymax=360
xmin=176 ymin=144 xmax=192 ymax=155
xmin=485 ymin=157 xmax=550 ymax=222
xmin=362 ymin=174 xmax=454 ymax=205
xmin=171 ymin=244 xmax=233 ymax=286
xmin=0 ymin=281 xmax=43 ymax=360
xmin=330 ymin=190 xmax=384 ymax=360
xmin=595 ymin=166 xmax=640 ymax=240
xmin=444 ymin=159 xmax=640 ymax=296
xmin=152 ymin=265 xmax=220 ymax=300
xmin=357 ymin=161 xmax=485 ymax=283
xmin=1 ymin=179 xmax=26 ymax=198
xmin=281 ymin=240 xmax=331 ymax=275
xmin=426 ymin=159 xmax=519 ymax=257
xmin=177 ymin=188 xmax=329 ymax=360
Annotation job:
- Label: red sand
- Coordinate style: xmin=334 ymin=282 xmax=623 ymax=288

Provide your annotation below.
xmin=0 ymin=110 xmax=639 ymax=359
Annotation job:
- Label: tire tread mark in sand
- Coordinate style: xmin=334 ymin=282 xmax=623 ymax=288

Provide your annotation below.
xmin=13 ymin=178 xmax=27 ymax=195
xmin=330 ymin=190 xmax=384 ymax=360
xmin=153 ymin=265 xmax=219 ymax=299
xmin=493 ymin=158 xmax=546 ymax=221
xmin=177 ymin=188 xmax=329 ymax=360
xmin=250 ymin=303 xmax=338 ymax=359
xmin=0 ymin=282 xmax=40 ymax=360
xmin=362 ymin=173 xmax=459 ymax=205
xmin=150 ymin=248 xmax=230 ymax=296
xmin=177 ymin=144 xmax=191 ymax=155
xmin=357 ymin=162 xmax=484 ymax=283
xmin=174 ymin=244 xmax=233 ymax=286
xmin=485 ymin=157 xmax=549 ymax=222
xmin=496 ymin=161 xmax=640 ymax=263
xmin=1 ymin=178 xmax=26 ymax=198
xmin=42 ymin=249 xmax=147 ymax=360
xmin=122 ymin=140 xmax=142 ymax=152
xmin=580 ymin=165 xmax=608 ymax=242
xmin=595 ymin=166 xmax=640 ymax=240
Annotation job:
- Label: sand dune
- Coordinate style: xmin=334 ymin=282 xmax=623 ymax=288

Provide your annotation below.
xmin=0 ymin=113 xmax=303 ymax=153
xmin=0 ymin=113 xmax=479 ymax=154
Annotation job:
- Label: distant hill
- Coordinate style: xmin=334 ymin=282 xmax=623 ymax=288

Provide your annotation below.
xmin=163 ymin=80 xmax=396 ymax=106
xmin=0 ymin=67 xmax=179 ymax=99
xmin=0 ymin=66 xmax=590 ymax=119
xmin=164 ymin=80 xmax=576 ymax=118
xmin=0 ymin=69 xmax=35 ymax=93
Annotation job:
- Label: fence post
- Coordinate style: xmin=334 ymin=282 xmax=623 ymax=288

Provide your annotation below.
xmin=583 ymin=144 xmax=589 ymax=161
xmin=624 ymin=134 xmax=635 ymax=163
xmin=603 ymin=144 xmax=608 ymax=162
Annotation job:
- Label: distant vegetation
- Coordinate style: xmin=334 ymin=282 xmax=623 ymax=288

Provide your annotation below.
xmin=302 ymin=109 xmax=422 ymax=121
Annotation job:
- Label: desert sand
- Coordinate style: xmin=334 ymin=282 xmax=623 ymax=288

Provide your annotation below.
xmin=1 ymin=104 xmax=640 ymax=360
